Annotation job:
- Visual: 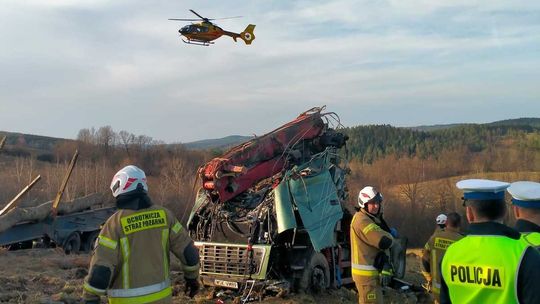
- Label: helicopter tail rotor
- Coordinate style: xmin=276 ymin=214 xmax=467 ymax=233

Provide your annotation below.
xmin=239 ymin=24 xmax=256 ymax=45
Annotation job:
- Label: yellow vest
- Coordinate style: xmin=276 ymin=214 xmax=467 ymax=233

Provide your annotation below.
xmin=441 ymin=235 xmax=529 ymax=304
xmin=522 ymin=232 xmax=540 ymax=247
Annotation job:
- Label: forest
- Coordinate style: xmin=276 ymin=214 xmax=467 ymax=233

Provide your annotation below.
xmin=1 ymin=118 xmax=540 ymax=246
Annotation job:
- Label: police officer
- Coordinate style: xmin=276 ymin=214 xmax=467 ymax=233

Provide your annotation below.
xmin=350 ymin=186 xmax=394 ymax=304
xmin=508 ymin=181 xmax=540 ymax=247
xmin=83 ymin=165 xmax=200 ymax=303
xmin=422 ymin=213 xmax=463 ymax=303
xmin=440 ymin=179 xmax=540 ymax=304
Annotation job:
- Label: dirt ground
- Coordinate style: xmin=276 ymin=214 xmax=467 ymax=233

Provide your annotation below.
xmin=0 ymin=248 xmax=433 ymax=304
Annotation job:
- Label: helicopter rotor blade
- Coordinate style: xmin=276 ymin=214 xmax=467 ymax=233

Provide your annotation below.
xmin=168 ymin=18 xmax=200 ymax=21
xmin=211 ymin=16 xmax=243 ymax=21
xmin=189 ymin=9 xmax=206 ymax=20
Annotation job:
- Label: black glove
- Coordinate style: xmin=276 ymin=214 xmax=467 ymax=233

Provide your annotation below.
xmin=380 ymin=263 xmax=393 ymax=287
xmin=184 ymin=277 xmax=200 ymax=298
xmin=84 ymin=301 xmax=99 ymax=304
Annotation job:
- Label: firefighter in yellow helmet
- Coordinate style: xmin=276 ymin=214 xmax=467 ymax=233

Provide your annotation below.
xmin=350 ymin=186 xmax=394 ymax=304
xmin=82 ymin=165 xmax=200 ymax=303
xmin=421 ymin=213 xmax=463 ymax=303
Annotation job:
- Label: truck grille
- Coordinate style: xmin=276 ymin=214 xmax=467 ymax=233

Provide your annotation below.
xmin=195 ymin=242 xmax=266 ymax=276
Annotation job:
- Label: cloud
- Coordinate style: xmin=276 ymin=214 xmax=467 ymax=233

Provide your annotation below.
xmin=0 ymin=0 xmax=539 ymax=142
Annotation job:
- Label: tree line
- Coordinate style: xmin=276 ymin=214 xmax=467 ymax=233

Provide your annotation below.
xmin=1 ymin=121 xmax=540 ymax=246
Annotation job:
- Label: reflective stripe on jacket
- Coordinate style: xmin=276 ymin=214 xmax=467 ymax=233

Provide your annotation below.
xmin=108 ymin=280 xmax=172 ymax=304
xmin=422 ymin=228 xmax=463 ymax=296
xmin=441 ymin=235 xmax=529 ymax=304
xmin=350 ymin=210 xmax=393 ymax=280
xmin=83 ymin=204 xmax=198 ymax=303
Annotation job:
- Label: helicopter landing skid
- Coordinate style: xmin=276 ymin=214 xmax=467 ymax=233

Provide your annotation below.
xmin=182 ymin=38 xmax=213 ymax=46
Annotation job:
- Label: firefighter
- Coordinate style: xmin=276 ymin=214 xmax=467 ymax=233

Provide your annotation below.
xmin=350 ymin=186 xmax=394 ymax=304
xmin=508 ymin=181 xmax=540 ymax=247
xmin=440 ymin=179 xmax=540 ymax=304
xmin=82 ymin=165 xmax=200 ymax=304
xmin=422 ymin=213 xmax=463 ymax=303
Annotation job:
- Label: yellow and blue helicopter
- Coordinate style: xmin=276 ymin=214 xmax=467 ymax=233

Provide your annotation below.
xmin=169 ymin=10 xmax=255 ymax=46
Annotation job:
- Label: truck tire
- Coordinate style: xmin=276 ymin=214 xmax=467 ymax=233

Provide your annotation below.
xmin=299 ymin=252 xmax=330 ymax=293
xmin=82 ymin=230 xmax=100 ymax=253
xmin=63 ymin=232 xmax=81 ymax=255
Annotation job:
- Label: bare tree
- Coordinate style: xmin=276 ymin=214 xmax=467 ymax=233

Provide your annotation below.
xmin=97 ymin=126 xmax=116 ymax=155
xmin=119 ymin=130 xmax=135 ymax=157
xmin=77 ymin=128 xmax=95 ymax=144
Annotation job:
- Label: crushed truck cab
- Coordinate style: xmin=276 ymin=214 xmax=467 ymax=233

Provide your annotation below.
xmin=187 ymin=107 xmax=357 ymax=295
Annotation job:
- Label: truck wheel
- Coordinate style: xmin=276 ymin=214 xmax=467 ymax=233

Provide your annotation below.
xmin=63 ymin=232 xmax=81 ymax=255
xmin=82 ymin=231 xmax=100 ymax=253
xmin=299 ymin=252 xmax=330 ymax=293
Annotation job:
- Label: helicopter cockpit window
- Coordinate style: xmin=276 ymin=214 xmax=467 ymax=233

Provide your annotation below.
xmin=181 ymin=25 xmax=191 ymax=32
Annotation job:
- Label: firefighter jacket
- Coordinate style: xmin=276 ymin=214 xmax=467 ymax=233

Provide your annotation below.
xmin=350 ymin=209 xmax=394 ymax=282
xmin=515 ymin=219 xmax=540 ymax=248
xmin=421 ymin=227 xmax=463 ymax=299
xmin=440 ymin=222 xmax=540 ymax=304
xmin=83 ymin=197 xmax=199 ymax=304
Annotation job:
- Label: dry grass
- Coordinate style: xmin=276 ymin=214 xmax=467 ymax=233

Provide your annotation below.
xmin=0 ymin=248 xmax=434 ymax=304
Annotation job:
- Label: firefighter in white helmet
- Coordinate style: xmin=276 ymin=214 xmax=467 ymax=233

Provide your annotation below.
xmin=350 ymin=186 xmax=395 ymax=303
xmin=82 ymin=165 xmax=200 ymax=303
xmin=421 ymin=213 xmax=463 ymax=303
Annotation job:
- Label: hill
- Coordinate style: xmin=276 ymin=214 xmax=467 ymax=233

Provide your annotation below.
xmin=408 ymin=123 xmax=469 ymax=132
xmin=343 ymin=120 xmax=540 ymax=163
xmin=183 ymin=135 xmax=252 ymax=150
xmin=0 ymin=131 xmax=69 ymax=158
xmin=2 ymin=117 xmax=540 ymax=157
xmin=488 ymin=117 xmax=540 ymax=128
xmin=408 ymin=118 xmax=540 ymax=132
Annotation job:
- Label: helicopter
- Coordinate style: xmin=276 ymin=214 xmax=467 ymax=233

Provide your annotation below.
xmin=169 ymin=10 xmax=256 ymax=46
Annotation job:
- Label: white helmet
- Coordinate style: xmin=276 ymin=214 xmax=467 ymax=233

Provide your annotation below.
xmin=110 ymin=165 xmax=148 ymax=198
xmin=358 ymin=186 xmax=383 ymax=208
xmin=436 ymin=214 xmax=447 ymax=225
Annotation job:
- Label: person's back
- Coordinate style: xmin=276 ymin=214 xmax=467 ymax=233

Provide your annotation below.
xmin=83 ymin=165 xmax=200 ymax=304
xmin=440 ymin=179 xmax=540 ymax=304
xmin=442 ymin=227 xmax=531 ymax=302
xmin=422 ymin=213 xmax=463 ymax=303
xmin=98 ymin=204 xmax=192 ymax=293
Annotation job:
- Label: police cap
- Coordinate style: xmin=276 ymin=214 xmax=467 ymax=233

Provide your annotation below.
xmin=507 ymin=181 xmax=540 ymax=209
xmin=456 ymin=179 xmax=510 ymax=200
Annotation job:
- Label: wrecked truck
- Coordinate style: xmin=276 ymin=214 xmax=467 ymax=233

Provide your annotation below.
xmin=187 ymin=107 xmax=407 ymax=297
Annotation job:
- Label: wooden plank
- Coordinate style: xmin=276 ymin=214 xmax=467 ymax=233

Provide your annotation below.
xmin=0 ymin=135 xmax=6 ymax=150
xmin=0 ymin=175 xmax=41 ymax=216
xmin=51 ymin=150 xmax=79 ymax=217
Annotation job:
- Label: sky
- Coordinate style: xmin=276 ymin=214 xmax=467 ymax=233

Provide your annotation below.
xmin=1 ymin=0 xmax=539 ymax=143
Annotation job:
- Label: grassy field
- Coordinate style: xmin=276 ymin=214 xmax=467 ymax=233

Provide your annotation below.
xmin=0 ymin=248 xmax=431 ymax=304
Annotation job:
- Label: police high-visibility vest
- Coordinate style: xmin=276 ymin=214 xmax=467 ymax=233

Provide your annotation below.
xmin=523 ymin=232 xmax=540 ymax=247
xmin=441 ymin=235 xmax=529 ymax=304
